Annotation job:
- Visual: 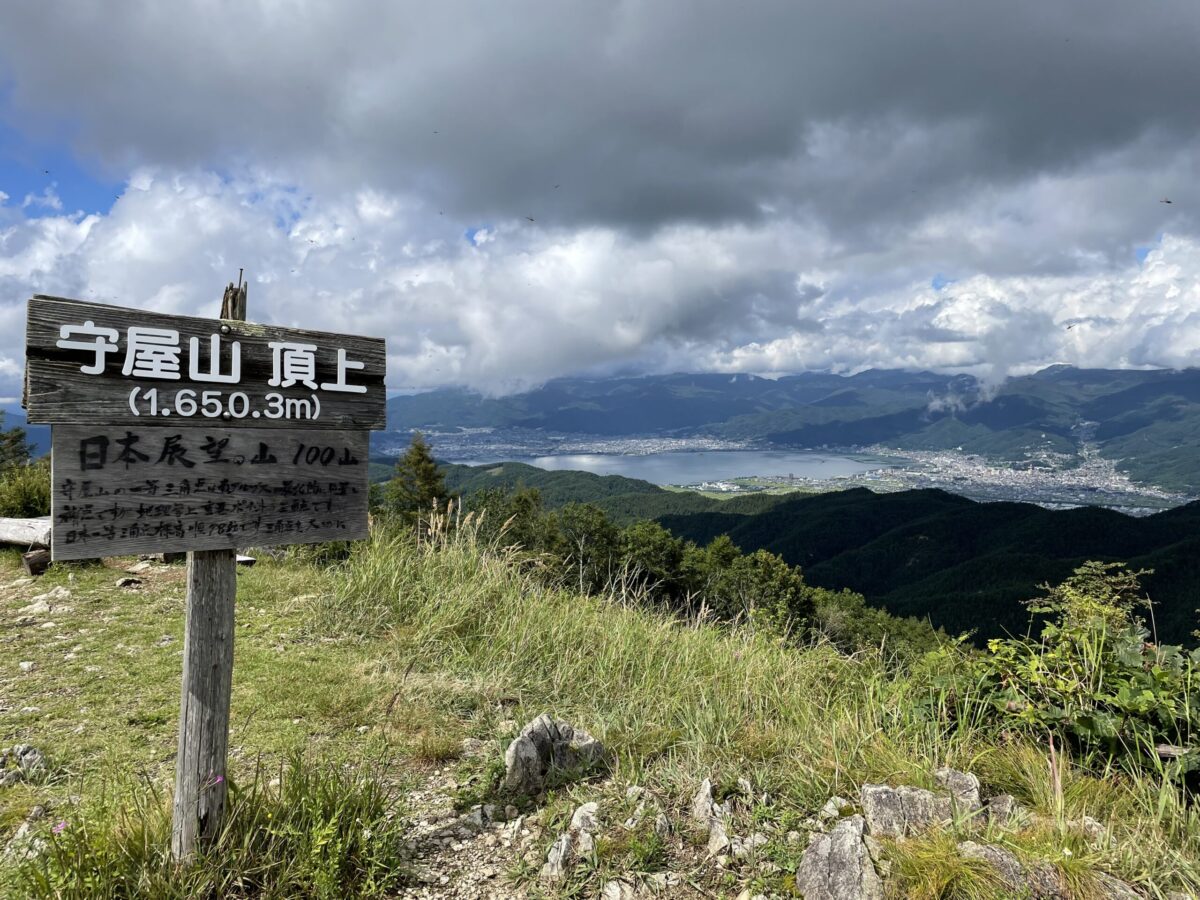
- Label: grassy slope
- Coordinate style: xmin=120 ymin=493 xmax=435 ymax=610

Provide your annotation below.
xmin=2 ymin=538 xmax=1199 ymax=897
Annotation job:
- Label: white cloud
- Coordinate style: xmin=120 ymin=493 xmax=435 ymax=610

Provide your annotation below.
xmin=0 ymin=169 xmax=1198 ymax=400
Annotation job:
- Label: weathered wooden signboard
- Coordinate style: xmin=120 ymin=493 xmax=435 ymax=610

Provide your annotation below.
xmin=50 ymin=425 xmax=369 ymax=559
xmin=26 ymin=294 xmax=386 ymax=430
xmin=25 ymin=294 xmax=386 ymax=560
xmin=23 ymin=287 xmax=387 ymax=861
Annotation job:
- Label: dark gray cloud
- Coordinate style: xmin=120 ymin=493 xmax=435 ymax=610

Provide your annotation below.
xmin=3 ymin=0 xmax=1199 ymax=241
xmin=0 ymin=1 xmax=1198 ymax=398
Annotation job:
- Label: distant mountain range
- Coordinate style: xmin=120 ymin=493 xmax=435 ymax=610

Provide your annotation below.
xmin=441 ymin=461 xmax=1200 ymax=646
xmin=390 ymin=366 xmax=1200 ymax=492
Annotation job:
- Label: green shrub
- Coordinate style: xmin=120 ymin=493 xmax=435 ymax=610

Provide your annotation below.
xmin=0 ymin=458 xmax=51 ymax=517
xmin=925 ymin=562 xmax=1200 ymax=769
xmin=10 ymin=755 xmax=409 ymax=899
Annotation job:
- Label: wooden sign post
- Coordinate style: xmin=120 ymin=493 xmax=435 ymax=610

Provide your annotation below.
xmin=23 ymin=284 xmax=386 ymax=860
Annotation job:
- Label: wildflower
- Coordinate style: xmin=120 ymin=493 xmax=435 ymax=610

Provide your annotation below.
xmin=52 ymin=820 xmax=68 ymax=835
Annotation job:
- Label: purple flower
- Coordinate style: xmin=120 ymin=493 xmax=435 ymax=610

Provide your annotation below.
xmin=52 ymin=820 xmax=67 ymax=835
xmin=214 ymin=775 xmax=224 ymax=785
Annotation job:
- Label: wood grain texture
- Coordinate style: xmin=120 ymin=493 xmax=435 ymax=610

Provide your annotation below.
xmin=22 ymin=548 xmax=51 ymax=576
xmin=0 ymin=516 xmax=51 ymax=547
xmin=50 ymin=424 xmax=369 ymax=560
xmin=173 ymin=280 xmax=242 ymax=863
xmin=25 ymin=295 xmax=386 ymax=430
xmin=171 ymin=546 xmax=236 ymax=860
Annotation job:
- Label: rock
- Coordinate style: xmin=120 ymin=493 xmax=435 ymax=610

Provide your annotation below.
xmin=861 ymin=782 xmax=957 ymax=838
xmin=987 ymin=793 xmax=1029 ymax=827
xmin=647 ymin=872 xmax=682 ymax=891
xmin=15 ymin=745 xmax=47 ymax=778
xmin=18 ymin=600 xmax=50 ymax=616
xmin=503 ymin=714 xmax=605 ymax=796
xmin=18 ymin=661 xmax=35 ymax=673
xmin=541 ymin=801 xmax=600 ymax=880
xmin=935 ymin=767 xmax=982 ymax=813
xmin=1094 ymin=874 xmax=1143 ymax=899
xmin=731 ymin=831 xmax=768 ymax=858
xmin=819 ymin=795 xmax=852 ymax=823
xmin=707 ymin=815 xmax=731 ymax=854
xmin=795 ymin=814 xmax=885 ymax=900
xmin=959 ymin=841 xmax=1024 ymax=893
xmin=116 ymin=577 xmax=141 ymax=588
xmin=860 ymin=784 xmax=904 ymax=838
xmin=691 ymin=778 xmax=717 ymax=825
xmin=958 ymin=841 xmax=1067 ymax=899
xmin=602 ymin=879 xmax=637 ymax=900
xmin=1075 ymin=815 xmax=1114 ymax=847
xmin=28 ymin=586 xmax=69 ymax=605
xmin=570 ymin=801 xmax=600 ymax=836
xmin=2 ymin=820 xmax=46 ymax=862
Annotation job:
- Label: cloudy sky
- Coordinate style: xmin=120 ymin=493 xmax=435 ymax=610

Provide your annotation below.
xmin=1 ymin=1 xmax=1199 ymax=398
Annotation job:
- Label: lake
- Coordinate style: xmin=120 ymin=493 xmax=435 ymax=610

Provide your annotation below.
xmin=454 ymin=450 xmax=877 ymax=486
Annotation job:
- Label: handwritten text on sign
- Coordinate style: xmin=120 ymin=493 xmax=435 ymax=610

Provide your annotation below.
xmin=50 ymin=425 xmax=370 ymax=560
xmin=25 ymin=296 xmax=386 ymax=430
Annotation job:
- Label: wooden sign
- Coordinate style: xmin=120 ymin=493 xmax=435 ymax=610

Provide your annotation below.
xmin=50 ymin=424 xmax=369 ymax=560
xmin=23 ymin=284 xmax=388 ymax=862
xmin=25 ymin=295 xmax=386 ymax=430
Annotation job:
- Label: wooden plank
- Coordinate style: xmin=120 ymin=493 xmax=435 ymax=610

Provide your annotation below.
xmin=171 ymin=550 xmax=236 ymax=860
xmin=173 ymin=279 xmax=244 ymax=862
xmin=50 ymin=424 xmax=369 ymax=560
xmin=25 ymin=295 xmax=386 ymax=430
xmin=0 ymin=516 xmax=51 ymax=547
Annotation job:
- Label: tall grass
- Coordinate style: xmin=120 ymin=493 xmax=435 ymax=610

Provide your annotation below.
xmin=7 ymin=756 xmax=408 ymax=900
xmin=308 ymin=519 xmax=1200 ymax=895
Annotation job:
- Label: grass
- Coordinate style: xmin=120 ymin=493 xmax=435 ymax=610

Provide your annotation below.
xmin=2 ymin=525 xmax=1200 ymax=897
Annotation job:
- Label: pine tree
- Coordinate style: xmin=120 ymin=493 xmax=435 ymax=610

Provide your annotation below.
xmin=0 ymin=412 xmax=31 ymax=472
xmin=384 ymin=432 xmax=451 ymax=524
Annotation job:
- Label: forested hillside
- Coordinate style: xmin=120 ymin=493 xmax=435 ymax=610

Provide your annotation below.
xmin=661 ymin=488 xmax=1200 ymax=644
xmin=435 ymin=460 xmax=1200 ymax=646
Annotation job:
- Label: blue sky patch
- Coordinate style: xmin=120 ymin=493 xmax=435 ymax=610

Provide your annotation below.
xmin=0 ymin=119 xmax=121 ymax=217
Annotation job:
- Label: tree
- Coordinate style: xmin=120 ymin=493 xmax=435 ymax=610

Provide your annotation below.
xmin=0 ymin=411 xmax=31 ymax=472
xmin=384 ymin=432 xmax=451 ymax=525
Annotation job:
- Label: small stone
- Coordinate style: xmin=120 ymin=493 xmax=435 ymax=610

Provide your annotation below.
xmin=116 ymin=577 xmax=142 ymax=588
xmin=18 ymin=661 xmax=35 ymax=673
xmin=819 ymin=795 xmax=852 ymax=823
xmin=732 ymin=831 xmax=768 ymax=858
xmin=504 ymin=804 xmax=519 ymax=820
xmin=987 ymin=793 xmax=1029 ymax=827
xmin=602 ymin=879 xmax=637 ymax=900
xmin=935 ymin=767 xmax=982 ymax=812
xmin=691 ymin=778 xmax=717 ymax=824
xmin=18 ymin=600 xmax=50 ymax=616
xmin=707 ymin=814 xmax=731 ymax=854
xmin=356 ymin=725 xmax=369 ymax=734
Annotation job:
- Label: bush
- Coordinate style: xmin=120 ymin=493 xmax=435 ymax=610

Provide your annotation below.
xmin=925 ymin=562 xmax=1200 ymax=769
xmin=0 ymin=458 xmax=51 ymax=517
xmin=11 ymin=755 xmax=409 ymax=899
